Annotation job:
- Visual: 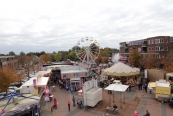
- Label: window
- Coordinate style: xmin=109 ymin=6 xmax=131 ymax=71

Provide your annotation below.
xmin=156 ymin=54 xmax=161 ymax=59
xmin=138 ymin=48 xmax=141 ymax=52
xmin=148 ymin=47 xmax=150 ymax=51
xmin=152 ymin=47 xmax=154 ymax=51
xmin=165 ymin=47 xmax=168 ymax=51
xmin=165 ymin=39 xmax=168 ymax=43
xmin=155 ymin=39 xmax=160 ymax=44
xmin=160 ymin=39 xmax=164 ymax=43
xmin=160 ymin=46 xmax=164 ymax=51
xmin=148 ymin=40 xmax=150 ymax=44
xmin=155 ymin=46 xmax=160 ymax=51
xmin=151 ymin=39 xmax=154 ymax=44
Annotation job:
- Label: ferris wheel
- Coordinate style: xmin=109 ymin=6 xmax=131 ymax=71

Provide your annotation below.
xmin=75 ymin=37 xmax=100 ymax=65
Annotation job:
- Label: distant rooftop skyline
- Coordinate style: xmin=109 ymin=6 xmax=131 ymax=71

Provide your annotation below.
xmin=0 ymin=0 xmax=173 ymax=54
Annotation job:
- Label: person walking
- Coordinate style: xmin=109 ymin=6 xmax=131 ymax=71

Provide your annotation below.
xmin=72 ymin=96 xmax=75 ymax=107
xmin=143 ymin=110 xmax=150 ymax=116
xmin=134 ymin=111 xmax=139 ymax=116
xmin=77 ymin=99 xmax=81 ymax=108
xmin=68 ymin=101 xmax=71 ymax=111
xmin=144 ymin=83 xmax=147 ymax=93
xmin=137 ymin=81 xmax=140 ymax=90
xmin=129 ymin=82 xmax=131 ymax=92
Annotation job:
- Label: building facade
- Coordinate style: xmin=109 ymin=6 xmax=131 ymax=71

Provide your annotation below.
xmin=0 ymin=56 xmax=18 ymax=70
xmin=119 ymin=36 xmax=173 ymax=59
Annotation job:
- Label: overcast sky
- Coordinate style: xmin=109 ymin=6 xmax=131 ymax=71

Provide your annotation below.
xmin=0 ymin=0 xmax=173 ymax=54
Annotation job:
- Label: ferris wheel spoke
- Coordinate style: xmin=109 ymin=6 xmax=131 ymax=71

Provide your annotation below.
xmin=78 ymin=52 xmax=86 ymax=59
xmin=78 ymin=50 xmax=85 ymax=56
xmin=81 ymin=53 xmax=87 ymax=62
xmin=90 ymin=51 xmax=96 ymax=58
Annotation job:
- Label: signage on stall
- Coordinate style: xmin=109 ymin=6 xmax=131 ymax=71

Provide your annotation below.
xmin=62 ymin=72 xmax=89 ymax=79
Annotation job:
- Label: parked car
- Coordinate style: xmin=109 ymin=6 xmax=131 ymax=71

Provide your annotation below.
xmin=0 ymin=92 xmax=10 ymax=96
xmin=9 ymin=86 xmax=18 ymax=90
xmin=0 ymin=95 xmax=4 ymax=99
xmin=8 ymin=89 xmax=15 ymax=93
xmin=10 ymin=82 xmax=22 ymax=87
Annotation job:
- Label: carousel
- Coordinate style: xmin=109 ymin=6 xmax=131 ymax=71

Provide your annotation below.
xmin=102 ymin=62 xmax=140 ymax=109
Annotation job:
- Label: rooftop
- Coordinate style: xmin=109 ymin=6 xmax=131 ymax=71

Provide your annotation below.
xmin=0 ymin=56 xmax=15 ymax=59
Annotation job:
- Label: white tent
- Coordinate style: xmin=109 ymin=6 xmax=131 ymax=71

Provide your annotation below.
xmin=102 ymin=62 xmax=140 ymax=76
xmin=105 ymin=84 xmax=129 ymax=92
xmin=105 ymin=83 xmax=129 ymax=108
xmin=20 ymin=77 xmax=49 ymax=94
xmin=22 ymin=77 xmax=49 ymax=87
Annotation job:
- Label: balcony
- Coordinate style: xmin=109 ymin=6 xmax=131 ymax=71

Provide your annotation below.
xmin=142 ymin=44 xmax=147 ymax=47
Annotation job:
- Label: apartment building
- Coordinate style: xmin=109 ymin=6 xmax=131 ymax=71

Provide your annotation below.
xmin=119 ymin=36 xmax=173 ymax=59
xmin=0 ymin=56 xmax=18 ymax=70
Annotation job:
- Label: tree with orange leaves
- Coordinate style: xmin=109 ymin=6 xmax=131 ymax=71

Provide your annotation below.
xmin=0 ymin=68 xmax=18 ymax=94
xmin=40 ymin=53 xmax=51 ymax=64
xmin=141 ymin=53 xmax=158 ymax=69
xmin=162 ymin=51 xmax=173 ymax=72
xmin=164 ymin=62 xmax=173 ymax=72
xmin=129 ymin=49 xmax=141 ymax=67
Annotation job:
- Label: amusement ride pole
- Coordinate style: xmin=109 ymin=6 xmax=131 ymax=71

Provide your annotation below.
xmin=120 ymin=92 xmax=122 ymax=109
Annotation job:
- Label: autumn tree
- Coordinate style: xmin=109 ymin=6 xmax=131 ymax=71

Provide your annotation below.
xmin=17 ymin=71 xmax=25 ymax=84
xmin=95 ymin=55 xmax=102 ymax=64
xmin=162 ymin=50 xmax=173 ymax=72
xmin=140 ymin=53 xmax=158 ymax=69
xmin=129 ymin=49 xmax=141 ymax=67
xmin=40 ymin=53 xmax=51 ymax=64
xmin=54 ymin=52 xmax=62 ymax=61
xmin=0 ymin=68 xmax=18 ymax=94
xmin=17 ymin=51 xmax=26 ymax=68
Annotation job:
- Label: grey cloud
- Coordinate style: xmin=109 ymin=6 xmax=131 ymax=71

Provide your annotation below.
xmin=0 ymin=0 xmax=173 ymax=54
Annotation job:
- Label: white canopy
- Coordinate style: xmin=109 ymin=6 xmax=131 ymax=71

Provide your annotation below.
xmin=22 ymin=77 xmax=49 ymax=87
xmin=105 ymin=83 xmax=129 ymax=108
xmin=102 ymin=62 xmax=140 ymax=76
xmin=105 ymin=83 xmax=129 ymax=92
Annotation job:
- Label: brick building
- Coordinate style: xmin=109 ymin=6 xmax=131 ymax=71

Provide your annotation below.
xmin=0 ymin=56 xmax=18 ymax=70
xmin=119 ymin=36 xmax=173 ymax=59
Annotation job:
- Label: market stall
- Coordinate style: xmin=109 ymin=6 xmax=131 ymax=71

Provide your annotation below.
xmin=60 ymin=66 xmax=89 ymax=91
xmin=20 ymin=76 xmax=49 ymax=95
xmin=148 ymin=79 xmax=171 ymax=103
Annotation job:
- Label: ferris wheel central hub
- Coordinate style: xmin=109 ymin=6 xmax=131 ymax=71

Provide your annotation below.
xmin=84 ymin=47 xmax=90 ymax=52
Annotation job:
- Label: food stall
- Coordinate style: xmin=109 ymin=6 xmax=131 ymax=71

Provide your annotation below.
xmin=148 ymin=79 xmax=171 ymax=103
xmin=61 ymin=66 xmax=89 ymax=91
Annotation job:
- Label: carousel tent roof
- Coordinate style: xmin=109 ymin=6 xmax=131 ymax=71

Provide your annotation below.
xmin=105 ymin=83 xmax=129 ymax=92
xmin=102 ymin=62 xmax=140 ymax=76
